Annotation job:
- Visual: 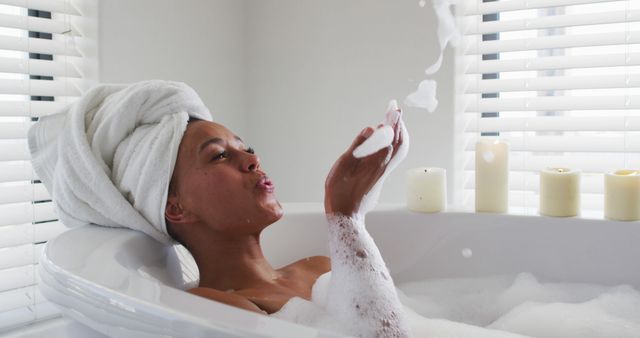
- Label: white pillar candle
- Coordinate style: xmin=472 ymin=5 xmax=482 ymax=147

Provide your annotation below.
xmin=406 ymin=167 xmax=446 ymax=213
xmin=539 ymin=168 xmax=580 ymax=217
xmin=475 ymin=139 xmax=509 ymax=213
xmin=605 ymin=169 xmax=640 ymax=221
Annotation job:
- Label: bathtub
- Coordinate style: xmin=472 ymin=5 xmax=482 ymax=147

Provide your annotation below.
xmin=39 ymin=203 xmax=640 ymax=337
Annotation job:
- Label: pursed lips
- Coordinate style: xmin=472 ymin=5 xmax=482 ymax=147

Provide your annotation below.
xmin=255 ymin=175 xmax=275 ymax=192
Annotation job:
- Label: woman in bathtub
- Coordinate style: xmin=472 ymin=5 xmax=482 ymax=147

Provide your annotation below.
xmin=165 ymin=113 xmax=411 ymax=337
xmin=28 ymin=80 xmax=410 ymax=337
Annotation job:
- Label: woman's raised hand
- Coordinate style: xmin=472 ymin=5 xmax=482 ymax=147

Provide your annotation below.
xmin=324 ymin=115 xmax=404 ymax=217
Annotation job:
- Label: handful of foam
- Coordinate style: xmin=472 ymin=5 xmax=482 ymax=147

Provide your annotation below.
xmin=352 ymin=100 xmax=401 ymax=158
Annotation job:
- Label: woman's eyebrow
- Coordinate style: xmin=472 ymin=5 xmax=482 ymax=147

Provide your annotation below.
xmin=198 ymin=136 xmax=244 ymax=153
xmin=199 ymin=137 xmax=223 ymax=153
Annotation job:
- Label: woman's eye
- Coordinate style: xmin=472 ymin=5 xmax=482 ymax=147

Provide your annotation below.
xmin=213 ymin=151 xmax=227 ymax=161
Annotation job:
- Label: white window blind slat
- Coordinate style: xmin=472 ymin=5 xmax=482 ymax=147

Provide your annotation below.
xmin=463 ymin=31 xmax=640 ymax=55
xmin=0 ymin=201 xmax=56 ymax=227
xmin=0 ymin=161 xmax=33 ymax=183
xmin=0 ymin=244 xmax=31 ymax=270
xmin=0 ymin=100 xmax=74 ymax=117
xmin=466 ymin=73 xmax=640 ymax=93
xmin=0 ymin=78 xmax=82 ymax=96
xmin=0 ymin=265 xmax=33 ymax=293
xmin=0 ymin=57 xmax=83 ymax=78
xmin=0 ymin=120 xmax=28 ymax=139
xmin=466 ymin=115 xmax=640 ymax=132
xmin=0 ymin=222 xmax=67 ymax=249
xmin=0 ymin=13 xmax=71 ymax=35
xmin=463 ymin=0 xmax=617 ymax=15
xmin=466 ymin=10 xmax=640 ymax=35
xmin=0 ymin=139 xmax=29 ymax=161
xmin=463 ymin=95 xmax=640 ymax=112
xmin=464 ymin=52 xmax=640 ymax=74
xmin=0 ymin=35 xmax=82 ymax=56
xmin=0 ymin=182 xmax=49 ymax=205
xmin=0 ymin=0 xmax=80 ymax=16
xmin=0 ymin=244 xmax=43 ymax=272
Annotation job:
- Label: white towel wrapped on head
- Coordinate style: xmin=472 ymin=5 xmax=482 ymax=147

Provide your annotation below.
xmin=28 ymin=80 xmax=212 ymax=244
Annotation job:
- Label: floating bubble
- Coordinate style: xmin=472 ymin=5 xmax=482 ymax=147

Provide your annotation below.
xmin=462 ymin=248 xmax=473 ymax=258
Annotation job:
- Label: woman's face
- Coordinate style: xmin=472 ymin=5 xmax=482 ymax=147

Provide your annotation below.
xmin=168 ymin=120 xmax=283 ymax=235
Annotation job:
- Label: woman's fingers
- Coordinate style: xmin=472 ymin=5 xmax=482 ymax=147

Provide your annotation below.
xmin=348 ymin=127 xmax=374 ymax=153
xmin=390 ymin=120 xmax=404 ymax=160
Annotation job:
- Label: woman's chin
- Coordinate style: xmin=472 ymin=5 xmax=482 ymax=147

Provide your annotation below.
xmin=265 ymin=198 xmax=284 ymax=222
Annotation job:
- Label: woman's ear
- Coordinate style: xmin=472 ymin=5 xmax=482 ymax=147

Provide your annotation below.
xmin=165 ymin=195 xmax=190 ymax=224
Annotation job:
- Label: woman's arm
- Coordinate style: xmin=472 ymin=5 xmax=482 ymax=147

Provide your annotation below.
xmin=322 ymin=105 xmax=411 ymax=337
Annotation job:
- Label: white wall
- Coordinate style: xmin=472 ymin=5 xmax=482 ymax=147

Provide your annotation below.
xmin=244 ymin=0 xmax=454 ymax=203
xmin=99 ymin=0 xmax=454 ymax=204
xmin=98 ymin=0 xmax=247 ymax=136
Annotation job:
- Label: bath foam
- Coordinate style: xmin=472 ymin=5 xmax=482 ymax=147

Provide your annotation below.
xmin=353 ymin=100 xmax=400 ymax=159
xmin=322 ymin=214 xmax=411 ymax=337
xmin=352 ymin=125 xmax=394 ymax=159
xmin=272 ymin=215 xmax=412 ymax=337
xmin=353 ymin=99 xmax=410 ymax=215
xmin=404 ymin=0 xmax=460 ymax=112
xmin=404 ymin=80 xmax=438 ymax=113
xmin=274 ymin=271 xmax=525 ymax=338
xmin=397 ymin=272 xmax=640 ymax=338
xmin=276 ymin=271 xmax=640 ymax=337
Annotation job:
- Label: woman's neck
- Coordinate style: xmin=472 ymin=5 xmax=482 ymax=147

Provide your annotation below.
xmin=188 ymin=231 xmax=280 ymax=291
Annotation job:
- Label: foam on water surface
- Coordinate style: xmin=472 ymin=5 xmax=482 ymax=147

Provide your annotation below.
xmin=276 ymin=271 xmax=640 ymax=338
xmin=398 ymin=272 xmax=640 ymax=337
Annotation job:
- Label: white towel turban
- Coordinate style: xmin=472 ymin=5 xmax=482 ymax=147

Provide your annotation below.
xmin=28 ymin=80 xmax=212 ymax=244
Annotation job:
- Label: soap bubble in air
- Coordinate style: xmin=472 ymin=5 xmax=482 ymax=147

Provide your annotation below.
xmin=462 ymin=248 xmax=473 ymax=258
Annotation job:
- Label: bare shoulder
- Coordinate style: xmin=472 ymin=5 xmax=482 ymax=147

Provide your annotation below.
xmin=285 ymin=255 xmax=331 ymax=275
xmin=187 ymin=287 xmax=266 ymax=314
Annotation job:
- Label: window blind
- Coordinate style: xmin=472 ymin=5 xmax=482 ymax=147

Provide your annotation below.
xmin=454 ymin=0 xmax=640 ymax=216
xmin=0 ymin=0 xmax=97 ymax=332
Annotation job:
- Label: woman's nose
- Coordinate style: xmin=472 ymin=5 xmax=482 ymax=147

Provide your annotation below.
xmin=242 ymin=153 xmax=260 ymax=172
